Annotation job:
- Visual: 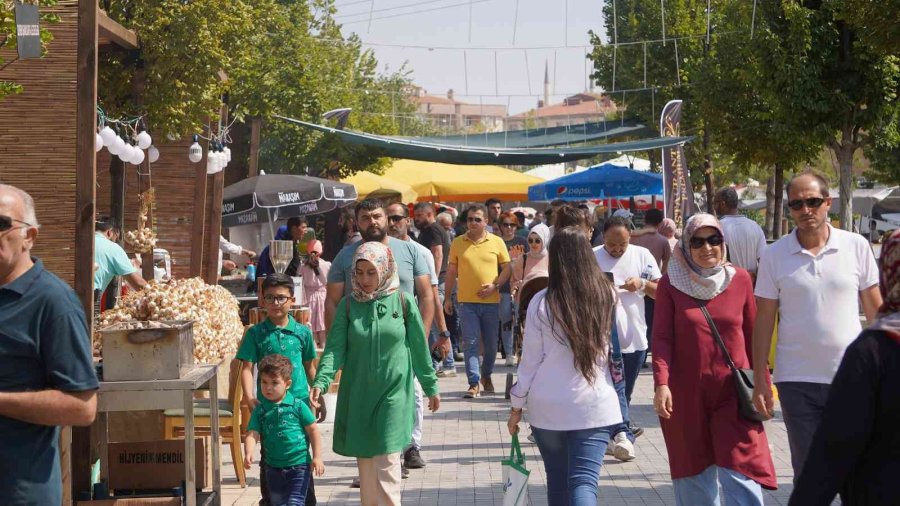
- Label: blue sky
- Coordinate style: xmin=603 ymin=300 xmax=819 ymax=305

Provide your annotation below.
xmin=332 ymin=0 xmax=608 ymax=118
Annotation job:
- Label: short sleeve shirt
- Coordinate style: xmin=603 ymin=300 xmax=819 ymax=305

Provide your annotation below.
xmin=327 ymin=237 xmax=429 ymax=297
xmin=630 ymin=231 xmax=672 ymax=272
xmin=719 ymin=215 xmax=767 ymax=273
xmin=449 ymin=233 xmax=511 ymax=303
xmin=593 ymin=245 xmax=662 ymax=352
xmin=247 ymin=392 xmax=316 ymax=468
xmin=410 ymin=240 xmax=438 ymax=286
xmin=416 ymin=223 xmax=450 ymax=283
xmin=0 ymin=259 xmax=99 ymax=505
xmin=236 ymin=315 xmax=317 ymax=400
xmin=755 ymin=226 xmax=879 ymax=384
xmin=94 ymin=232 xmax=137 ymax=291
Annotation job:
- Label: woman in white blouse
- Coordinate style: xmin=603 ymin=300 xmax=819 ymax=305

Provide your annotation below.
xmin=507 ymin=227 xmax=621 ymax=506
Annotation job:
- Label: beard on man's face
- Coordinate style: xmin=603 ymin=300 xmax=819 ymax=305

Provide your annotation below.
xmin=361 ymin=224 xmax=386 ymax=242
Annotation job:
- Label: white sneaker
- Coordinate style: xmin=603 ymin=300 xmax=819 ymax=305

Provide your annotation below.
xmin=436 ymin=368 xmax=457 ymax=378
xmin=611 ymin=432 xmax=635 ymax=462
xmin=505 ymin=356 xmax=516 ymax=367
xmin=605 ymin=441 xmax=615 ymax=456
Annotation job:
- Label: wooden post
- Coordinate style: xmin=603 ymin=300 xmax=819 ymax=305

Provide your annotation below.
xmin=248 ymin=117 xmax=261 ymax=177
xmin=204 ymin=170 xmax=224 ymax=284
xmin=73 ymin=0 xmax=98 ymax=502
xmin=190 ymin=160 xmax=208 ymax=278
xmin=139 ymin=166 xmax=154 ymax=281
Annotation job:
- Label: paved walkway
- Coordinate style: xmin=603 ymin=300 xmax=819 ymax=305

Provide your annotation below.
xmin=220 ymin=361 xmax=798 ymax=505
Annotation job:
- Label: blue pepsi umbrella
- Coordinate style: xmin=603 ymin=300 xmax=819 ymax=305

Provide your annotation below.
xmin=527 ymin=162 xmax=664 ymax=201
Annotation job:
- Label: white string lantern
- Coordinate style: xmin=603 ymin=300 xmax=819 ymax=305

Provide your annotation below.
xmin=189 ymin=134 xmax=203 ymax=163
xmin=131 ymin=146 xmax=145 ymax=165
xmin=95 ymin=132 xmax=104 ymax=153
xmin=148 ymin=146 xmax=160 ymax=163
xmin=135 ymin=130 xmax=152 ymax=150
xmin=99 ymin=126 xmax=117 ymax=146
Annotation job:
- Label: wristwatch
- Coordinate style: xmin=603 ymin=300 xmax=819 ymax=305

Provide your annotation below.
xmin=439 ymin=331 xmax=451 ymax=338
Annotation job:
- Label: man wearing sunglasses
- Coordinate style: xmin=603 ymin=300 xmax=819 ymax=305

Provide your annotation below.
xmin=444 ymin=204 xmax=511 ymax=399
xmin=751 ymin=170 xmax=882 ymax=482
xmin=0 ymin=184 xmax=98 ymax=505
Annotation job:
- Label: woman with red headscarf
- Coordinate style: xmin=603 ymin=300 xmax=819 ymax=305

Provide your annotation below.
xmin=789 ymin=229 xmax=900 ymax=506
xmin=301 ymin=239 xmax=330 ymax=347
xmin=652 ymin=213 xmax=775 ymax=505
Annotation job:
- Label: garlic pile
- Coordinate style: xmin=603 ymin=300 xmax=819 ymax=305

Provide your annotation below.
xmin=96 ymin=278 xmax=243 ymax=364
xmin=125 ymin=189 xmax=157 ymax=254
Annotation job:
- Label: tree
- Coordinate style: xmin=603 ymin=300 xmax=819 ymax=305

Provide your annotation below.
xmin=0 ymin=0 xmax=58 ymax=102
xmin=761 ymin=1 xmax=900 ymax=229
xmin=836 ymin=0 xmax=900 ymax=55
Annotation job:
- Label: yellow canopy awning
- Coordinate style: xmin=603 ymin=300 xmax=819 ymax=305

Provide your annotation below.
xmin=341 ymin=171 xmax=418 ymax=203
xmin=382 ymin=160 xmax=545 ymax=202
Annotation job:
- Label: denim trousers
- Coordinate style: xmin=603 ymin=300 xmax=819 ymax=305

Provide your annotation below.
xmin=531 ymin=425 xmax=615 ymax=506
xmin=428 ymin=283 xmax=455 ymax=369
xmin=673 ymin=465 xmax=764 ymax=506
xmin=622 ymin=349 xmax=647 ymax=406
xmin=459 ymin=302 xmax=499 ymax=386
xmin=776 ymin=381 xmax=832 ymax=481
xmin=499 ymin=292 xmax=514 ymax=357
xmin=266 ymin=463 xmax=311 ymax=506
xmin=260 ymin=440 xmax=317 ymax=505
xmin=609 ymin=375 xmax=635 ymax=442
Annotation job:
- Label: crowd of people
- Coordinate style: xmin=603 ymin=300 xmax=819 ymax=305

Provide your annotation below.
xmin=0 ymin=168 xmax=898 ymax=506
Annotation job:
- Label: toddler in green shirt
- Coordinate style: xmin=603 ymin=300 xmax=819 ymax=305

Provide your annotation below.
xmin=244 ymin=354 xmax=324 ymax=506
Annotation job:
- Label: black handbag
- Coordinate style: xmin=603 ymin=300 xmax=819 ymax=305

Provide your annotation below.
xmin=697 ymin=302 xmax=768 ymax=423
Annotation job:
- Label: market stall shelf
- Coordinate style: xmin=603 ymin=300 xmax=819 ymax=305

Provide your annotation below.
xmin=97 ymin=364 xmax=222 ymax=506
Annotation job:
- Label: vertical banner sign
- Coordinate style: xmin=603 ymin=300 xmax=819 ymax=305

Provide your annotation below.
xmin=14 ymin=1 xmax=41 ymax=60
xmin=660 ymin=100 xmax=696 ymax=229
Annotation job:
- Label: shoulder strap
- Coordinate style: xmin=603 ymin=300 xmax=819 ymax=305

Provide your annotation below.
xmin=696 ymin=301 xmax=738 ymax=371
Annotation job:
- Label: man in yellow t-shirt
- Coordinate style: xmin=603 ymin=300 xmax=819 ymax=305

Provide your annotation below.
xmin=444 ymin=204 xmax=510 ymax=399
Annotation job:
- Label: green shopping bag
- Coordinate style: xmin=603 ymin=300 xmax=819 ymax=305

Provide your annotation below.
xmin=501 ymin=433 xmax=530 ymax=506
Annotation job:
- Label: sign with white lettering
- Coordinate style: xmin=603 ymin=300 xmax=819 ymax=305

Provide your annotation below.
xmin=14 ymin=2 xmax=41 ymax=60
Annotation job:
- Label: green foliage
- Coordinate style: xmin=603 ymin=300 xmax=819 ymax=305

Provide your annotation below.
xmin=99 ymin=0 xmax=424 ymax=177
xmin=0 ymin=0 xmax=58 ymax=102
xmin=835 ymin=0 xmax=900 ymax=55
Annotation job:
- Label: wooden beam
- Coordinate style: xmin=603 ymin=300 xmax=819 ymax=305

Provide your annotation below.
xmin=190 ymin=161 xmax=208 ymax=278
xmin=97 ymin=9 xmax=138 ymax=50
xmin=73 ymin=0 xmax=99 ymax=502
xmin=248 ymin=117 xmax=261 ymax=177
xmin=204 ymin=170 xmax=224 ymax=284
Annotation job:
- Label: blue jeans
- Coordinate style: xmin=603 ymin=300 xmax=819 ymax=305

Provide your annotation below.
xmin=531 ymin=426 xmax=615 ymax=506
xmin=428 ymin=283 xmax=455 ymax=370
xmin=622 ymin=349 xmax=647 ymax=406
xmin=776 ymin=381 xmax=832 ymax=482
xmin=266 ymin=463 xmax=311 ymax=506
xmin=610 ymin=373 xmax=635 ymax=442
xmin=499 ymin=292 xmax=514 ymax=357
xmin=459 ymin=302 xmax=499 ymax=386
xmin=673 ymin=465 xmax=763 ymax=506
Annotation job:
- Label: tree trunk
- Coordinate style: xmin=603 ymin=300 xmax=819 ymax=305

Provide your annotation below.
xmin=248 ymin=116 xmax=261 ymax=177
xmin=836 ymin=130 xmax=855 ymax=230
xmin=773 ymin=163 xmax=784 ymax=239
xmin=703 ymin=129 xmax=715 ymax=213
xmin=765 ymin=174 xmax=775 ymax=239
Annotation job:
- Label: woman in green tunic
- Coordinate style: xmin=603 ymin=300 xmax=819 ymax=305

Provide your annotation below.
xmin=310 ymin=241 xmax=440 ymax=505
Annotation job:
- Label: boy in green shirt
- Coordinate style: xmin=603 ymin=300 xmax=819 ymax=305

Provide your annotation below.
xmin=237 ymin=273 xmax=319 ymax=505
xmin=244 ymin=354 xmax=324 ymax=506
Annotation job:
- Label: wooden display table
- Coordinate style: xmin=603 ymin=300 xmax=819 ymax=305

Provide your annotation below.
xmin=97 ymin=364 xmax=221 ymax=506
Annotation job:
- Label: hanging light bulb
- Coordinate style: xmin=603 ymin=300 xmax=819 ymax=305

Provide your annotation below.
xmin=132 ymin=146 xmax=146 ymax=165
xmin=223 ymin=145 xmax=232 ymax=163
xmin=113 ymin=136 xmax=126 ymax=155
xmin=148 ymin=146 xmax=160 ymax=163
xmin=99 ymin=125 xmax=117 ymax=146
xmin=188 ymin=134 xmax=203 ymax=163
xmin=120 ymin=144 xmax=135 ymax=163
xmin=95 ymin=132 xmax=104 ymax=153
xmin=107 ymin=136 xmax=122 ymax=156
xmin=135 ymin=130 xmax=152 ymax=150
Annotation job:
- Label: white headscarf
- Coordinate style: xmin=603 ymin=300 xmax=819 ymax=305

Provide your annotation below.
xmin=527 ymin=224 xmax=550 ymax=258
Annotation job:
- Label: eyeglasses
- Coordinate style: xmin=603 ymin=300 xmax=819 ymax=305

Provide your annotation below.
xmin=467 ymin=217 xmax=483 ymax=223
xmin=527 ymin=237 xmax=542 ymax=244
xmin=0 ymin=215 xmax=32 ymax=232
xmin=787 ymin=197 xmax=826 ymax=211
xmin=501 ymin=222 xmax=517 ymax=228
xmin=387 ymin=215 xmax=406 ymax=222
xmin=263 ymin=295 xmax=291 ymax=305
xmin=689 ymin=234 xmax=724 ymax=249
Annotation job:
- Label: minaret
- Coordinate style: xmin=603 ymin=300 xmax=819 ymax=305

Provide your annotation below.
xmin=543 ymin=60 xmax=551 ymax=108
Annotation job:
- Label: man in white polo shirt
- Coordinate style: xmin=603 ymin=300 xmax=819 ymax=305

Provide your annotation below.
xmin=751 ymin=170 xmax=882 ymax=481
xmin=594 ymin=215 xmax=661 ymax=461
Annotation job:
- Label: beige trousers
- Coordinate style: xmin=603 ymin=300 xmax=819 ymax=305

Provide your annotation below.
xmin=357 ymin=452 xmax=402 ymax=506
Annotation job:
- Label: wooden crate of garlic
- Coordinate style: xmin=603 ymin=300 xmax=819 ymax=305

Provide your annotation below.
xmin=95 ymin=278 xmax=244 ymax=364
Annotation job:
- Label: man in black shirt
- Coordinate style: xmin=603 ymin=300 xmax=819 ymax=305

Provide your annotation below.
xmin=414 ymin=202 xmax=456 ymax=374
